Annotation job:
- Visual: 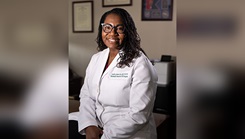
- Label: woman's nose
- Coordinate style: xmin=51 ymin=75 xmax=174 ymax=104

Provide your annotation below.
xmin=109 ymin=27 xmax=119 ymax=35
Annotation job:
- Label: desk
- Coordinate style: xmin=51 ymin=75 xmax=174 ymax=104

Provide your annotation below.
xmin=153 ymin=82 xmax=176 ymax=139
xmin=69 ymin=99 xmax=80 ymax=113
xmin=153 ymin=113 xmax=169 ymax=127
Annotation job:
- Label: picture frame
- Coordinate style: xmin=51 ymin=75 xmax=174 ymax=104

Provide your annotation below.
xmin=72 ymin=1 xmax=93 ymax=33
xmin=102 ymin=0 xmax=132 ymax=7
xmin=142 ymin=0 xmax=173 ymax=21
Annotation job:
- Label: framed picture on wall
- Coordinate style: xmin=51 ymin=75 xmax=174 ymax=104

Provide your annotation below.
xmin=142 ymin=0 xmax=173 ymax=21
xmin=102 ymin=0 xmax=132 ymax=7
xmin=72 ymin=1 xmax=93 ymax=33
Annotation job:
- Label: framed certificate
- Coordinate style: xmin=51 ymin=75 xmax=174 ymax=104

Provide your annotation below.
xmin=142 ymin=0 xmax=173 ymax=21
xmin=72 ymin=1 xmax=93 ymax=32
xmin=102 ymin=0 xmax=132 ymax=7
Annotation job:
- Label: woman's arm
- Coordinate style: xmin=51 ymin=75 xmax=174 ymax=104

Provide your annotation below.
xmin=78 ymin=56 xmax=100 ymax=135
xmin=85 ymin=126 xmax=103 ymax=139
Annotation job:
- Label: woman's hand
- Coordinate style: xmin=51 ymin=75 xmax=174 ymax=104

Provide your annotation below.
xmin=85 ymin=126 xmax=103 ymax=139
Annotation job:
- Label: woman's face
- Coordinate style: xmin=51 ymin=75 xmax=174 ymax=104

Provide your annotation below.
xmin=102 ymin=13 xmax=125 ymax=51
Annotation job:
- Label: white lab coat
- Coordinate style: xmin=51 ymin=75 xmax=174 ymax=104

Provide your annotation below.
xmin=78 ymin=48 xmax=158 ymax=139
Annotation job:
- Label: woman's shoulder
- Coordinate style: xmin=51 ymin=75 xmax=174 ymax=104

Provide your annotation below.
xmin=128 ymin=51 xmax=154 ymax=71
xmin=90 ymin=48 xmax=108 ymax=61
xmin=132 ymin=51 xmax=158 ymax=81
xmin=133 ymin=51 xmax=152 ymax=65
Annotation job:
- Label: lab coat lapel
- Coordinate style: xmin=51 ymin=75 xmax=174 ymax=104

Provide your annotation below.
xmin=93 ymin=48 xmax=110 ymax=85
xmin=101 ymin=52 xmax=120 ymax=79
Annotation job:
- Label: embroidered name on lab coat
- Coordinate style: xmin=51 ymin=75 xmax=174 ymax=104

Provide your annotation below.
xmin=110 ymin=73 xmax=129 ymax=79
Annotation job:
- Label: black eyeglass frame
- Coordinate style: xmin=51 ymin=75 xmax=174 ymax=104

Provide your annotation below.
xmin=101 ymin=23 xmax=125 ymax=34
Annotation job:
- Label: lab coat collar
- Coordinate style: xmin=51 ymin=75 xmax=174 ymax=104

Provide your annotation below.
xmin=101 ymin=48 xmax=120 ymax=79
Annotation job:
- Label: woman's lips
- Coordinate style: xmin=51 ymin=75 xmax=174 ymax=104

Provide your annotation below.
xmin=108 ymin=38 xmax=119 ymax=43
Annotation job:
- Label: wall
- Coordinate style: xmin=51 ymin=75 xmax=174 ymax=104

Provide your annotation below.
xmin=177 ymin=1 xmax=245 ymax=139
xmin=0 ymin=0 xmax=67 ymax=80
xmin=69 ymin=0 xmax=176 ymax=77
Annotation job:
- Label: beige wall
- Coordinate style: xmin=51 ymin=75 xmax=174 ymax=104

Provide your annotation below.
xmin=69 ymin=0 xmax=176 ymax=77
xmin=177 ymin=0 xmax=245 ymax=67
xmin=0 ymin=0 xmax=67 ymax=79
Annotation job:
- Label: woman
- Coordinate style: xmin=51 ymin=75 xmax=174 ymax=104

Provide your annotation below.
xmin=78 ymin=8 xmax=158 ymax=139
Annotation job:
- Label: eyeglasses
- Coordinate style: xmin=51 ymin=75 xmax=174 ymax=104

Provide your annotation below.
xmin=101 ymin=23 xmax=125 ymax=34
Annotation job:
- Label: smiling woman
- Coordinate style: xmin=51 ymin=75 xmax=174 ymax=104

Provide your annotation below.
xmin=69 ymin=8 xmax=159 ymax=139
xmin=96 ymin=8 xmax=143 ymax=68
xmin=101 ymin=13 xmax=125 ymax=60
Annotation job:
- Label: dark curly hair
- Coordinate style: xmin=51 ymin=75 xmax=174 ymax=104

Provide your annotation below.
xmin=96 ymin=8 xmax=145 ymax=68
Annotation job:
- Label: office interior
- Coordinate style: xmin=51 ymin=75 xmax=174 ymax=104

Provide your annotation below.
xmin=68 ymin=0 xmax=176 ymax=138
xmin=1 ymin=0 xmax=245 ymax=139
